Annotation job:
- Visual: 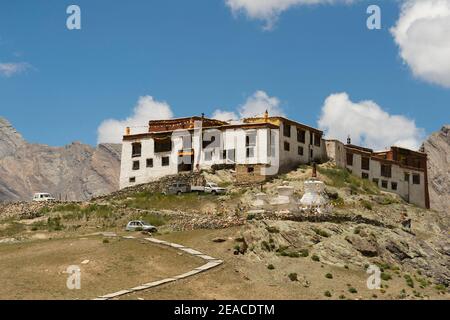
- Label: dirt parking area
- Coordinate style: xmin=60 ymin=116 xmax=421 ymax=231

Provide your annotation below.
xmin=0 ymin=234 xmax=202 ymax=300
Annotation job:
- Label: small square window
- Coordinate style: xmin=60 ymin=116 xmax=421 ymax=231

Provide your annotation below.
xmin=298 ymin=146 xmax=304 ymax=156
xmin=381 ymin=180 xmax=388 ymax=189
xmin=362 ymin=172 xmax=369 ymax=180
xmin=297 ymin=129 xmax=306 ymax=143
xmin=283 ymin=123 xmax=291 ymax=137
xmin=314 ymin=133 xmax=321 ymax=147
xmin=372 ymin=178 xmax=379 ymax=185
xmin=381 ymin=164 xmax=392 ymax=178
xmin=129 ymin=177 xmax=136 ymax=183
xmin=284 ymin=142 xmax=290 ymax=151
xmin=162 ymin=156 xmax=170 ymax=166
xmin=361 ymin=157 xmax=370 ymax=171
xmin=247 ymin=167 xmax=254 ymax=173
xmin=132 ymin=143 xmax=142 ymax=158
xmin=346 ymin=153 xmax=353 ymax=166
xmin=413 ymin=174 xmax=420 ymax=185
xmin=404 ymin=172 xmax=410 ymax=182
xmin=391 ymin=182 xmax=398 ymax=190
xmin=146 ymin=158 xmax=153 ymax=168
xmin=132 ymin=160 xmax=140 ymax=170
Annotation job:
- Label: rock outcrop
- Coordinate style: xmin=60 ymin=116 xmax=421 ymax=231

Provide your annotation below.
xmin=423 ymin=125 xmax=450 ymax=213
xmin=0 ymin=117 xmax=121 ymax=202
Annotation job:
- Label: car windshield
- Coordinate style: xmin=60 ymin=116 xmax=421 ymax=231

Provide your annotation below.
xmin=209 ymin=183 xmax=218 ymax=187
xmin=140 ymin=222 xmax=151 ymax=226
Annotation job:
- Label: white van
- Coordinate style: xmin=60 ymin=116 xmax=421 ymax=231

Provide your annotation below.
xmin=32 ymin=193 xmax=56 ymax=202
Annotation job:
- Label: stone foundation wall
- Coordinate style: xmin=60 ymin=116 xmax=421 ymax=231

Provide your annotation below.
xmin=235 ymin=164 xmax=268 ymax=184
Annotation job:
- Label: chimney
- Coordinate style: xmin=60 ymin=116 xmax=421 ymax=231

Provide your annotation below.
xmin=125 ymin=127 xmax=131 ymax=135
xmin=264 ymin=110 xmax=269 ymax=122
xmin=347 ymin=135 xmax=351 ymax=145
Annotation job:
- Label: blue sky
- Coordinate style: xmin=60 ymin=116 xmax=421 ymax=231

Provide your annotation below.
xmin=0 ymin=0 xmax=449 ymax=147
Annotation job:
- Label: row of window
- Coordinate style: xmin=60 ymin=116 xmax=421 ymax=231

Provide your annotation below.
xmin=361 ymin=172 xmax=421 ymax=188
xmin=347 ymin=153 xmax=422 ymax=182
xmin=283 ymin=142 xmax=314 ymax=158
xmin=131 ymin=139 xmax=173 ymax=158
xmin=132 ymin=157 xmax=170 ymax=170
xmin=283 ymin=123 xmax=321 ymax=147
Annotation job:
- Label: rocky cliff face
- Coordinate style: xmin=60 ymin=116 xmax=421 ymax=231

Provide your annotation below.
xmin=0 ymin=117 xmax=121 ymax=202
xmin=423 ymin=125 xmax=450 ymax=214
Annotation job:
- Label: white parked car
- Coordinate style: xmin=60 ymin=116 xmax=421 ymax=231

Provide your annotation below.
xmin=125 ymin=220 xmax=158 ymax=233
xmin=191 ymin=182 xmax=227 ymax=195
xmin=32 ymin=193 xmax=56 ymax=202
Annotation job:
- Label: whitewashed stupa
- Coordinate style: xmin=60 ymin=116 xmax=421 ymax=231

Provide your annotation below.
xmin=299 ymin=163 xmax=330 ymax=213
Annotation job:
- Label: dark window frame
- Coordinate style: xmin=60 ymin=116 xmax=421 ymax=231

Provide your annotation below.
xmin=132 ymin=160 xmax=140 ymax=171
xmin=346 ymin=152 xmax=354 ymax=166
xmin=283 ymin=123 xmax=291 ymax=138
xmin=361 ymin=157 xmax=370 ymax=171
xmin=297 ymin=129 xmax=306 ymax=143
xmin=161 ymin=156 xmax=170 ymax=167
xmin=314 ymin=133 xmax=321 ymax=147
xmin=381 ymin=164 xmax=392 ymax=178
xmin=284 ymin=141 xmax=290 ymax=151
xmin=131 ymin=142 xmax=142 ymax=158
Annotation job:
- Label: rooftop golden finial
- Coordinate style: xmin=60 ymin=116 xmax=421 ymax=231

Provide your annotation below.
xmin=125 ymin=127 xmax=131 ymax=135
xmin=264 ymin=110 xmax=269 ymax=122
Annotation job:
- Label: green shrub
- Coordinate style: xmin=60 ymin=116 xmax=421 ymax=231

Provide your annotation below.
xmin=434 ymin=284 xmax=446 ymax=293
xmin=339 ymin=295 xmax=346 ymax=300
xmin=348 ymin=287 xmax=358 ymax=294
xmin=325 ymin=273 xmax=333 ymax=279
xmin=312 ymin=228 xmax=330 ymax=238
xmin=103 ymin=238 xmax=109 ymax=244
xmin=404 ymin=274 xmax=414 ymax=288
xmin=288 ymin=273 xmax=298 ymax=282
xmin=381 ymin=273 xmax=392 ymax=281
xmin=299 ymin=249 xmax=309 ymax=257
xmin=361 ymin=200 xmax=373 ymax=210
xmin=324 ymin=291 xmax=332 ymax=298
xmin=266 ymin=226 xmax=280 ymax=233
xmin=267 ymin=264 xmax=275 ymax=270
xmin=311 ymin=255 xmax=320 ymax=262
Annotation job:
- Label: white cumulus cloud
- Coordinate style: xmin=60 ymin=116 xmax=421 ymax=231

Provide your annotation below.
xmin=225 ymin=0 xmax=356 ymax=29
xmin=0 ymin=62 xmax=31 ymax=77
xmin=212 ymin=109 xmax=239 ymax=121
xmin=211 ymin=90 xmax=285 ymax=121
xmin=391 ymin=0 xmax=450 ymax=88
xmin=318 ymin=92 xmax=425 ymax=151
xmin=97 ymin=95 xmax=174 ymax=144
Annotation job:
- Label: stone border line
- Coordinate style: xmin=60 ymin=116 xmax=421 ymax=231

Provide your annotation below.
xmin=93 ymin=236 xmax=223 ymax=300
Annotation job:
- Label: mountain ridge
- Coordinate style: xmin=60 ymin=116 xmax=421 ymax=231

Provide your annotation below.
xmin=0 ymin=117 xmax=121 ymax=202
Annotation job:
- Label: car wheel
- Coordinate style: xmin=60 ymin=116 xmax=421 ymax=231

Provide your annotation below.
xmin=212 ymin=190 xmax=217 ymax=195
xmin=177 ymin=191 xmax=182 ymax=196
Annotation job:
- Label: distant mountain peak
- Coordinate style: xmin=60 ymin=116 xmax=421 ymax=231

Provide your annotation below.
xmin=423 ymin=124 xmax=450 ymax=214
xmin=0 ymin=116 xmax=25 ymax=158
xmin=0 ymin=117 xmax=121 ymax=202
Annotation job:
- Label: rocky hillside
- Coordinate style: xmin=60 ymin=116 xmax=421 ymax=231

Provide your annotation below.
xmin=423 ymin=125 xmax=450 ymax=214
xmin=0 ymin=117 xmax=121 ymax=202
